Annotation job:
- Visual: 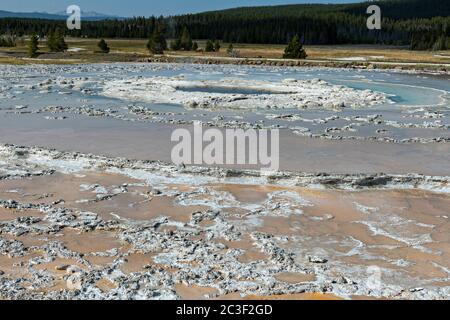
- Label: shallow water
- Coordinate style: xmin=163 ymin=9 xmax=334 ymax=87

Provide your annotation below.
xmin=0 ymin=63 xmax=449 ymax=175
xmin=1 ymin=63 xmax=448 ymax=110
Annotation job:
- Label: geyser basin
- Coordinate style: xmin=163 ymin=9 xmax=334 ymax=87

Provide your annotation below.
xmin=102 ymin=76 xmax=389 ymax=110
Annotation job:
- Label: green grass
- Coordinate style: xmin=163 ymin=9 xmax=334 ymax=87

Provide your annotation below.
xmin=0 ymin=38 xmax=449 ymax=65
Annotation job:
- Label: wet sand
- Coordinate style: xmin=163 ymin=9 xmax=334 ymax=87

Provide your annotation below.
xmin=0 ymin=145 xmax=448 ymax=300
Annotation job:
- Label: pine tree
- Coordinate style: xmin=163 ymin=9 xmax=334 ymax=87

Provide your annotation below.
xmin=170 ymin=38 xmax=181 ymax=51
xmin=47 ymin=31 xmax=56 ymax=51
xmin=226 ymin=43 xmax=239 ymax=57
xmin=205 ymin=39 xmax=214 ymax=52
xmin=147 ymin=22 xmax=167 ymax=54
xmin=55 ymin=29 xmax=68 ymax=52
xmin=227 ymin=43 xmax=234 ymax=54
xmin=97 ymin=39 xmax=110 ymax=53
xmin=180 ymin=27 xmax=193 ymax=51
xmin=214 ymin=40 xmax=221 ymax=52
xmin=47 ymin=29 xmax=67 ymax=52
xmin=432 ymin=36 xmax=448 ymax=51
xmin=192 ymin=41 xmax=198 ymax=51
xmin=28 ymin=33 xmax=39 ymax=58
xmin=283 ymin=35 xmax=307 ymax=59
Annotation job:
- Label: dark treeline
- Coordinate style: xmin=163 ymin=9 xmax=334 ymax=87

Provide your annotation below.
xmin=172 ymin=13 xmax=390 ymax=45
xmin=0 ymin=17 xmax=159 ymax=39
xmin=0 ymin=0 xmax=449 ymax=50
xmin=341 ymin=0 xmax=450 ymax=20
xmin=210 ymin=0 xmax=450 ymax=20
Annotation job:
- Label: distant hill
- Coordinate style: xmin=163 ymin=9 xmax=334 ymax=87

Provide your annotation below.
xmin=0 ymin=10 xmax=121 ymax=21
xmin=200 ymin=0 xmax=450 ymax=20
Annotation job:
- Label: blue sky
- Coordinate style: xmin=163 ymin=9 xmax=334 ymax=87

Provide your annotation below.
xmin=1 ymin=0 xmax=360 ymax=17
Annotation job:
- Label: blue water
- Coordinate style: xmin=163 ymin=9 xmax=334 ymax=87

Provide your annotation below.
xmin=2 ymin=63 xmax=449 ymax=113
xmin=150 ymin=65 xmax=449 ymax=107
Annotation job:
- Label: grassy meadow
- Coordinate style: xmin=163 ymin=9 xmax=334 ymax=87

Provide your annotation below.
xmin=0 ymin=38 xmax=449 ymax=66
